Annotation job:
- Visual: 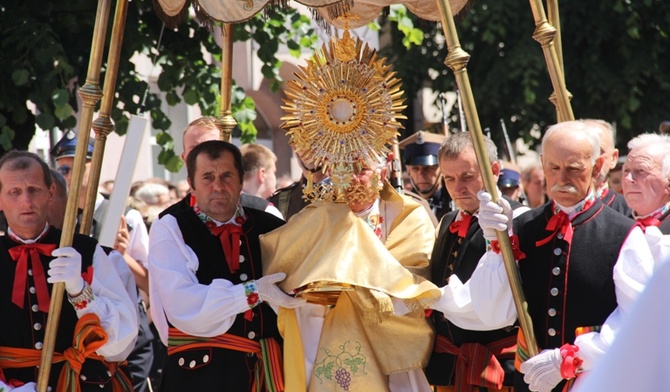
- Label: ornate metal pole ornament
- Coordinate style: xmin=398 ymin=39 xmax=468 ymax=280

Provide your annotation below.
xmin=281 ymin=29 xmax=407 ymax=203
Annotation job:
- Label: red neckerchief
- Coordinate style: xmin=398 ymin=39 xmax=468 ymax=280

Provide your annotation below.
xmin=535 ymin=197 xmax=595 ymax=247
xmin=638 ymin=216 xmax=661 ymax=230
xmin=636 ymin=204 xmax=669 ymax=231
xmin=7 ymin=226 xmax=55 ymax=313
xmin=207 ymin=221 xmax=244 ymax=274
xmin=449 ymin=211 xmax=473 ymax=238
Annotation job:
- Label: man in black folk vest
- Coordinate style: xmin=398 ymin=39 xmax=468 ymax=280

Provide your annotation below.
xmin=167 ymin=116 xmax=284 ymax=219
xmin=432 ymin=121 xmax=654 ymax=392
xmin=427 ymin=132 xmax=529 ymax=392
xmin=148 ymin=140 xmax=303 ymax=391
xmin=0 ymin=151 xmax=137 ymax=391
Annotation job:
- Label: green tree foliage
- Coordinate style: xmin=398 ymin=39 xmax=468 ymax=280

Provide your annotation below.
xmin=0 ymin=0 xmax=316 ymax=171
xmin=380 ymin=0 xmax=670 ymax=150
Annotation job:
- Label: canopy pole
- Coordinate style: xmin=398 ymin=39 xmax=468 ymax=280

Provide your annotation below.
xmin=217 ymin=23 xmax=237 ymax=142
xmin=434 ymin=0 xmax=539 ymax=357
xmin=36 ymin=0 xmax=113 ymax=389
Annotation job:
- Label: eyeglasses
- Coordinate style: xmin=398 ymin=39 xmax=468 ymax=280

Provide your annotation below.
xmin=57 ymin=165 xmax=72 ymax=176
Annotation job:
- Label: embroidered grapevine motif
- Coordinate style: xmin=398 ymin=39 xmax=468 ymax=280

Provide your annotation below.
xmin=313 ymin=341 xmax=367 ymax=391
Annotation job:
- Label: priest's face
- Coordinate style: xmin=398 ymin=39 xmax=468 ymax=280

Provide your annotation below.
xmin=0 ymin=159 xmax=54 ymax=239
xmin=189 ymin=150 xmax=243 ymax=222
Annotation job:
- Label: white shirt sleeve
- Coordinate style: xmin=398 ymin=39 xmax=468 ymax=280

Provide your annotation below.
xmin=107 ymin=249 xmax=139 ymax=304
xmin=78 ymin=245 xmax=139 ymax=360
xmin=124 ymin=208 xmax=149 ymax=268
xmin=432 ymin=250 xmax=518 ymax=331
xmin=572 ymin=257 xmax=670 ymax=392
xmin=574 ymin=226 xmax=654 ymax=370
xmin=431 ymin=205 xmax=531 ymax=330
xmin=148 ymin=214 xmax=253 ymax=345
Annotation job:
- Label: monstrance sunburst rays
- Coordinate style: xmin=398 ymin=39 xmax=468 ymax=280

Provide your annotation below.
xmin=281 ymin=30 xmax=407 ymax=202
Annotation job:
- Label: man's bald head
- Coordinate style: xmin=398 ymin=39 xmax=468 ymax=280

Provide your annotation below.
xmin=181 ymin=116 xmax=221 ymax=161
xmin=580 ymin=119 xmax=619 ymax=187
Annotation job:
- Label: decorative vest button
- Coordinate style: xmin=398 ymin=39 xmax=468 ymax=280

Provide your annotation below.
xmin=248 ymin=331 xmax=256 ymax=339
xmin=28 ymin=269 xmax=33 ymax=276
xmin=553 ymin=248 xmax=562 ymax=256
xmin=29 ymin=286 xmax=36 ymax=294
xmin=550 ymin=287 xmax=559 ymax=296
xmin=203 ymin=354 xmax=210 ymax=363
xmin=548 ymin=308 xmax=557 ymax=317
xmin=189 ymin=360 xmax=196 ymax=368
xmin=34 ymin=322 xmax=42 ymax=331
xmin=32 ymin=304 xmax=39 ymax=312
xmin=35 ymin=342 xmax=43 ymax=350
xmin=552 ymin=267 xmax=561 ymax=276
xmin=240 ymin=273 xmax=248 ymax=281
xmin=239 ymin=255 xmax=245 ymax=263
xmin=81 ymin=375 xmax=87 ymax=381
xmin=178 ymin=357 xmax=185 ymax=366
xmin=548 ymin=328 xmax=556 ymax=337
xmin=557 ymin=233 xmax=563 ymax=240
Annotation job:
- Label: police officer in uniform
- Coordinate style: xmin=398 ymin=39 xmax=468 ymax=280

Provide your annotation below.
xmin=398 ymin=131 xmax=452 ymax=221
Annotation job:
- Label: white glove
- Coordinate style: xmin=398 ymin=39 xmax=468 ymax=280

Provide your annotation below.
xmin=0 ymin=381 xmax=37 ymax=391
xmin=477 ymin=190 xmax=512 ymax=241
xmin=256 ymin=273 xmax=306 ymax=308
xmin=48 ymin=247 xmax=85 ymax=296
xmin=520 ymin=348 xmax=564 ymax=392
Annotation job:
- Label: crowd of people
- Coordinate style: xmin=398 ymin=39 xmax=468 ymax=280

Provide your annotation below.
xmin=0 ymin=115 xmax=668 ymax=392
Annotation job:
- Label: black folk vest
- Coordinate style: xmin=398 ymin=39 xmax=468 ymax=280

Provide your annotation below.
xmin=514 ymin=199 xmax=635 ymax=349
xmin=0 ymin=228 xmax=116 ymax=391
xmin=426 ymin=196 xmax=522 ymax=386
xmin=159 ymin=206 xmax=283 ymax=391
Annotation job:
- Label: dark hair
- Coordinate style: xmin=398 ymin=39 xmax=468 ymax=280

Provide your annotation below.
xmin=438 ymin=131 xmax=499 ymax=164
xmin=186 ymin=140 xmax=244 ymax=187
xmin=0 ymin=151 xmax=53 ymax=191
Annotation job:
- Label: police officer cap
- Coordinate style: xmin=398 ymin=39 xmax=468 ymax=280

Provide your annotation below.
xmin=498 ymin=168 xmax=520 ymax=189
xmin=50 ymin=130 xmax=94 ymax=160
xmin=398 ymin=131 xmax=447 ymax=166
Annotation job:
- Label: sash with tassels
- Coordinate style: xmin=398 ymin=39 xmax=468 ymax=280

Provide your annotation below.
xmin=167 ymin=328 xmax=283 ymax=392
xmin=434 ymin=334 xmax=517 ymax=392
xmin=0 ymin=313 xmax=133 ymax=392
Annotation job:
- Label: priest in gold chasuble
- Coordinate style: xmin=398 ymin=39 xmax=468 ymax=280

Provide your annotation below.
xmin=261 ymin=29 xmax=439 ymax=391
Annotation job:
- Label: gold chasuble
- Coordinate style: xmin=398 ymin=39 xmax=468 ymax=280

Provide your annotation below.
xmin=262 ymin=183 xmax=439 ymax=391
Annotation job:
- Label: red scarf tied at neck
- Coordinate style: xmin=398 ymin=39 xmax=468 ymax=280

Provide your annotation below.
xmin=9 ymin=243 xmax=57 ymax=313
xmin=536 ymin=211 xmax=573 ymax=247
xmin=449 ymin=213 xmax=473 ymax=238
xmin=208 ymin=223 xmax=243 ymax=274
